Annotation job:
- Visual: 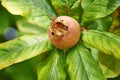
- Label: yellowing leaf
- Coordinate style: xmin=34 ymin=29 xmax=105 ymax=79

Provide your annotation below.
xmin=99 ymin=53 xmax=120 ymax=78
xmin=0 ymin=35 xmax=53 ymax=69
xmin=82 ymin=30 xmax=120 ymax=59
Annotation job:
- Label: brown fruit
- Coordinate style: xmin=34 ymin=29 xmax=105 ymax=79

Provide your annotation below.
xmin=48 ymin=16 xmax=81 ymax=49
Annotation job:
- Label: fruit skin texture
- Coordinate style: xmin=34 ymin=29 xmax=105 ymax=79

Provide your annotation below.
xmin=48 ymin=16 xmax=81 ymax=49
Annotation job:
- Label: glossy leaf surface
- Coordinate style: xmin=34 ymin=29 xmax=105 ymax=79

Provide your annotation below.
xmin=99 ymin=53 xmax=120 ymax=78
xmin=17 ymin=20 xmax=47 ymax=35
xmin=67 ymin=42 xmax=106 ymax=80
xmin=88 ymin=15 xmax=112 ymax=31
xmin=82 ymin=30 xmax=120 ymax=59
xmin=37 ymin=49 xmax=66 ymax=80
xmin=51 ymin=0 xmax=81 ymax=20
xmin=81 ymin=0 xmax=120 ymax=25
xmin=1 ymin=0 xmax=57 ymax=28
xmin=0 ymin=35 xmax=53 ymax=69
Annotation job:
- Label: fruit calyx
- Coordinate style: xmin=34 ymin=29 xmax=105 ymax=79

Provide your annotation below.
xmin=50 ymin=19 xmax=68 ymax=39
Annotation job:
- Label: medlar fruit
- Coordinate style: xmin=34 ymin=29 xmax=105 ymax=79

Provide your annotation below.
xmin=48 ymin=16 xmax=81 ymax=49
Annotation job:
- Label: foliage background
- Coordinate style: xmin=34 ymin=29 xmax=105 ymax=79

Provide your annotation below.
xmin=0 ymin=0 xmax=120 ymax=80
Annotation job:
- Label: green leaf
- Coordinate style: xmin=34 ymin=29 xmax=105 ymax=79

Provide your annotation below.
xmin=82 ymin=30 xmax=120 ymax=59
xmin=0 ymin=6 xmax=10 ymax=35
xmin=99 ymin=53 xmax=120 ymax=78
xmin=37 ymin=49 xmax=66 ymax=80
xmin=108 ymin=75 xmax=120 ymax=80
xmin=5 ymin=60 xmax=37 ymax=80
xmin=51 ymin=0 xmax=81 ymax=20
xmin=17 ymin=20 xmax=47 ymax=35
xmin=113 ymin=29 xmax=120 ymax=36
xmin=81 ymin=0 xmax=120 ymax=25
xmin=86 ymin=45 xmax=100 ymax=61
xmin=88 ymin=15 xmax=112 ymax=31
xmin=0 ymin=35 xmax=53 ymax=69
xmin=67 ymin=42 xmax=106 ymax=80
xmin=1 ymin=0 xmax=57 ymax=28
xmin=81 ymin=0 xmax=94 ymax=9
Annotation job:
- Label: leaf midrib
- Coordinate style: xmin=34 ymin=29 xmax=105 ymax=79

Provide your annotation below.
xmin=84 ymin=31 xmax=120 ymax=44
xmin=1 ymin=36 xmax=49 ymax=60
xmin=77 ymin=45 xmax=89 ymax=80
